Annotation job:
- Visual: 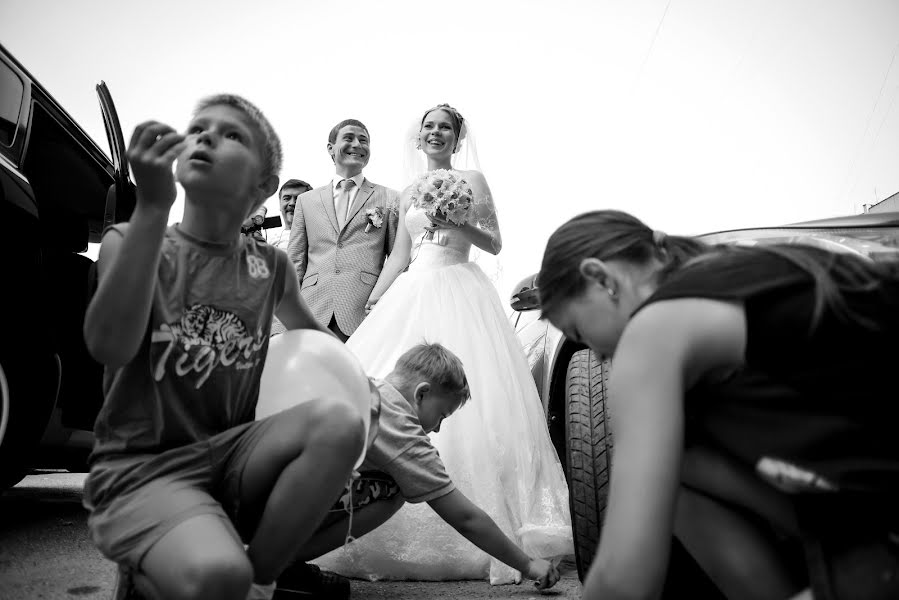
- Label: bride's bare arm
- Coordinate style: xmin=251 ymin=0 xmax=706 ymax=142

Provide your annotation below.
xmin=366 ymin=190 xmax=413 ymax=310
xmin=467 ymin=171 xmax=502 ymax=255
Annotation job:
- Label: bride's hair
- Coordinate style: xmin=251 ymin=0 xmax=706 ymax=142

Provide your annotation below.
xmin=419 ymin=104 xmax=466 ymax=151
xmin=402 ymin=102 xmax=481 ymax=187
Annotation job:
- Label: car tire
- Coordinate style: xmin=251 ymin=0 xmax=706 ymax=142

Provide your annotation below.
xmin=563 ymin=350 xmax=727 ymax=597
xmin=564 ymin=348 xmax=613 ymax=581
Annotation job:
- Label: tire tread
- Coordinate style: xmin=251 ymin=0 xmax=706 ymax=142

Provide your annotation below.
xmin=564 ymin=349 xmax=612 ymax=581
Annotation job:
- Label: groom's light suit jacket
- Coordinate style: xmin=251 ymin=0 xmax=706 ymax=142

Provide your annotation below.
xmin=287 ymin=178 xmax=399 ymax=336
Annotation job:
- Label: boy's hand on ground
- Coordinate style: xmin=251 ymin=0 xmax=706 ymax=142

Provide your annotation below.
xmin=127 ymin=120 xmax=187 ymax=213
xmin=525 ymin=558 xmax=560 ymax=590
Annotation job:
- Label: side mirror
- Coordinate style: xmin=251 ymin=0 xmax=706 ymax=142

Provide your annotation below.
xmin=510 ymin=274 xmax=541 ymax=311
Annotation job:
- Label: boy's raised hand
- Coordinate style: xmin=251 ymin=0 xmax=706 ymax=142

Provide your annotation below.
xmin=525 ymin=558 xmax=560 ymax=590
xmin=127 ymin=121 xmax=187 ymax=212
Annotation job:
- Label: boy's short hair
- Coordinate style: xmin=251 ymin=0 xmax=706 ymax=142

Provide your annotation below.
xmin=393 ymin=342 xmax=470 ymax=405
xmin=194 ymin=94 xmax=283 ymax=180
xmin=280 ymin=179 xmax=312 ymax=194
xmin=328 ymin=119 xmax=369 ymax=144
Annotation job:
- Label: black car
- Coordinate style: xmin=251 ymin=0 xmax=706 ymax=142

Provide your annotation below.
xmin=0 ymin=43 xmax=132 ymax=490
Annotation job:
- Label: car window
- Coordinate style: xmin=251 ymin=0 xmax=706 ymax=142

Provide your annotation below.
xmin=22 ymin=98 xmax=112 ymax=251
xmin=0 ymin=59 xmax=23 ymax=146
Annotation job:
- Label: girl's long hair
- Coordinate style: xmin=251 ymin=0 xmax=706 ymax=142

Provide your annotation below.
xmin=538 ymin=209 xmax=896 ymax=330
xmin=538 ymin=210 xmax=707 ymax=315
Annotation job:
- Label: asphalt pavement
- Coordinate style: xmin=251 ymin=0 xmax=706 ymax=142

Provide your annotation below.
xmin=0 ymin=472 xmax=581 ymax=599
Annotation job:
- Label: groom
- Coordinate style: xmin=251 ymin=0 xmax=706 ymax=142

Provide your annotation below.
xmin=287 ymin=119 xmax=399 ymax=341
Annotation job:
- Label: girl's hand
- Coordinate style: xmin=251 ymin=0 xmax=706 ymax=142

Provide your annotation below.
xmin=127 ymin=120 xmax=187 ymax=213
xmin=524 ymin=558 xmax=560 ymax=590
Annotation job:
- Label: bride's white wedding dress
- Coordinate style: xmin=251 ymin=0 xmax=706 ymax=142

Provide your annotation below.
xmin=314 ymin=200 xmax=573 ymax=583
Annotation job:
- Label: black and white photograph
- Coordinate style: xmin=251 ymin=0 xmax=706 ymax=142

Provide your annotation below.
xmin=1 ymin=1 xmax=898 ymax=599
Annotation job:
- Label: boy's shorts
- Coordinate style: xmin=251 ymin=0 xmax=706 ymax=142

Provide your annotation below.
xmin=318 ymin=471 xmax=401 ymax=531
xmin=83 ymin=416 xmax=279 ymax=569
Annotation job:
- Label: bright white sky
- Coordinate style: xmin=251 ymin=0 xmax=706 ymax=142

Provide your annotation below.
xmin=2 ymin=0 xmax=898 ymax=296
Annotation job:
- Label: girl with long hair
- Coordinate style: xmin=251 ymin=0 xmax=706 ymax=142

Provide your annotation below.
xmin=538 ymin=209 xmax=899 ymax=600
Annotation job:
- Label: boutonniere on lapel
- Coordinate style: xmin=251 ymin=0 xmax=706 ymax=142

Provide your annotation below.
xmin=365 ymin=207 xmax=386 ymax=233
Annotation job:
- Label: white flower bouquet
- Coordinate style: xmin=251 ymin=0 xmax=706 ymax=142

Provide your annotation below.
xmin=409 ymin=169 xmax=473 ymax=239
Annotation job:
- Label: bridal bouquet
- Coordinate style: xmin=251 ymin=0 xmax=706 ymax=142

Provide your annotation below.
xmin=410 ymin=169 xmax=474 ymax=238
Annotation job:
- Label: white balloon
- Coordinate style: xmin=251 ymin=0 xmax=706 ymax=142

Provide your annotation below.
xmin=257 ymin=330 xmax=371 ymax=469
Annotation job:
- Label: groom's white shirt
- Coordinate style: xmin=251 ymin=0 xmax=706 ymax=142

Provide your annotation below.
xmin=331 ymin=173 xmax=365 ymax=220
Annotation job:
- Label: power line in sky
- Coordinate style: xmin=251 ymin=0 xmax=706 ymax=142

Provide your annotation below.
xmin=631 ymin=0 xmax=674 ymax=96
xmin=839 ymin=39 xmax=899 ymax=208
xmin=850 ymin=77 xmax=899 ymax=205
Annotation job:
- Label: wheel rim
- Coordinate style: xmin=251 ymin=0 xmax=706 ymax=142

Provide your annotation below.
xmin=0 ymin=362 xmax=9 ymax=448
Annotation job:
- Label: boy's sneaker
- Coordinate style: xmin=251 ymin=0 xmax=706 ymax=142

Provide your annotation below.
xmin=273 ymin=563 xmax=350 ymax=599
xmin=111 ymin=564 xmax=144 ymax=600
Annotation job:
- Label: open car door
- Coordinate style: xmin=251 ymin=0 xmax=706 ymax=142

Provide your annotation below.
xmin=54 ymin=81 xmax=134 ymax=433
xmin=96 ymin=80 xmax=135 ymax=226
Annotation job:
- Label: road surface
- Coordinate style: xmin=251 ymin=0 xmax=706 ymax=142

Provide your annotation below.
xmin=0 ymin=472 xmax=581 ymax=599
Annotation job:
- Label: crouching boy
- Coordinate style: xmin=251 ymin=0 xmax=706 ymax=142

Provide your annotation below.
xmin=82 ymin=94 xmax=363 ymax=600
xmin=276 ymin=342 xmax=561 ymax=599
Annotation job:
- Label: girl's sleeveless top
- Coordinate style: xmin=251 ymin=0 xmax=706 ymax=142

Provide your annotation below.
xmin=636 ymin=247 xmax=899 ymax=494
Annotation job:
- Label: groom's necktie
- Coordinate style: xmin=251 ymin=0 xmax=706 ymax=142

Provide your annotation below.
xmin=336 ymin=179 xmax=356 ymax=228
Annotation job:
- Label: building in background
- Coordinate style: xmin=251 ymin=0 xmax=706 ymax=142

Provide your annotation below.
xmin=866 ymin=191 xmax=899 ymax=213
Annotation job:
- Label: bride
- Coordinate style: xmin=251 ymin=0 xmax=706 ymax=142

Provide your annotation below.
xmin=315 ymin=104 xmax=573 ymax=584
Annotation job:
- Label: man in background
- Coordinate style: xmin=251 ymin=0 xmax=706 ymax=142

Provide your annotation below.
xmin=271 ymin=178 xmax=314 ymax=336
xmin=273 ymin=179 xmax=312 ymax=249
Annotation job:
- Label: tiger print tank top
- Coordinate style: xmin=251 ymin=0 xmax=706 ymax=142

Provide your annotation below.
xmin=90 ymin=224 xmax=286 ymax=459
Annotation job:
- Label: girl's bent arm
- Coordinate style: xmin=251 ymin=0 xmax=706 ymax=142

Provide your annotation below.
xmin=83 ymin=206 xmax=169 ymax=368
xmin=582 ymin=298 xmax=745 ymax=600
